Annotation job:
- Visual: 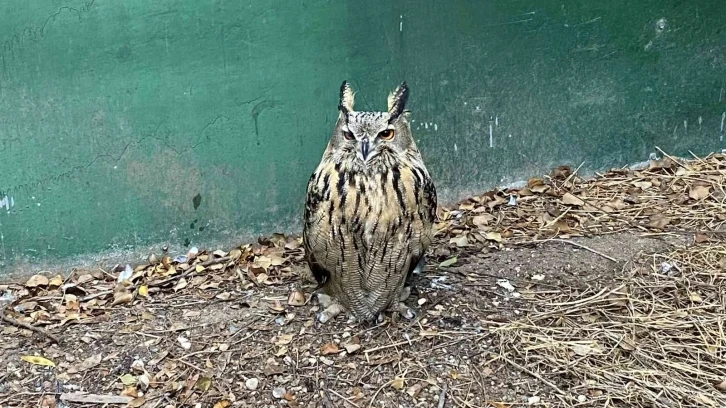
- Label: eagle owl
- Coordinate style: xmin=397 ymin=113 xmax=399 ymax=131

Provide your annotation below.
xmin=302 ymin=81 xmax=437 ymax=323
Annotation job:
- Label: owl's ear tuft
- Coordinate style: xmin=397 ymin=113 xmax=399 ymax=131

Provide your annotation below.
xmin=387 ymin=81 xmax=409 ymax=121
xmin=338 ymin=80 xmax=355 ymax=115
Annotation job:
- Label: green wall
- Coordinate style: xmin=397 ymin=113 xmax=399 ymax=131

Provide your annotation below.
xmin=1 ymin=0 xmax=724 ymax=273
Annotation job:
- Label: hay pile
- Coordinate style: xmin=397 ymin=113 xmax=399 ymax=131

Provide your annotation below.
xmin=493 ymin=243 xmax=726 ymax=407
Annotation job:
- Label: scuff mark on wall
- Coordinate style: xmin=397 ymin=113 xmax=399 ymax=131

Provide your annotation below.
xmin=0 ymin=195 xmax=14 ymax=213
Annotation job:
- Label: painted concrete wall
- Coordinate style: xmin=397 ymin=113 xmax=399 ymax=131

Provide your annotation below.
xmin=1 ymin=0 xmax=724 ymax=274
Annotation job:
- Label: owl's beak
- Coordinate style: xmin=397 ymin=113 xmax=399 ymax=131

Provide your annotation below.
xmin=359 ymin=138 xmax=370 ymax=160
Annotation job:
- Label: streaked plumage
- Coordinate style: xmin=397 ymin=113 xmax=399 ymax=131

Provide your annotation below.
xmin=303 ymin=81 xmax=437 ymax=322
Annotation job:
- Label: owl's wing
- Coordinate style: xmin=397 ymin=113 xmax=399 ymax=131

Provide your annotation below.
xmin=406 ymin=166 xmax=437 ymax=280
xmin=302 ymin=169 xmax=333 ymax=285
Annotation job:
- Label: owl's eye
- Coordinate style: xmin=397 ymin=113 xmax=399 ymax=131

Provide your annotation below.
xmin=343 ymin=131 xmax=355 ymax=140
xmin=378 ymin=129 xmax=395 ymax=140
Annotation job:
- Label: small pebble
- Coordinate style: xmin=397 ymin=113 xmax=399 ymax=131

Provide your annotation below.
xmin=527 ymin=396 xmax=540 ymax=404
xmin=245 ymin=378 xmax=259 ymax=390
xmin=272 ymin=387 xmax=286 ymax=399
xmin=577 ymin=395 xmax=587 ymax=402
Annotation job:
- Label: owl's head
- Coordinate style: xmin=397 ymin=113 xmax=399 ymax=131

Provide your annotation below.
xmin=329 ymin=81 xmax=416 ymax=164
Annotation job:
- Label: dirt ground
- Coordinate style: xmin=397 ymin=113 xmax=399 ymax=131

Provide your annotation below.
xmin=1 ymin=152 xmax=724 ymax=408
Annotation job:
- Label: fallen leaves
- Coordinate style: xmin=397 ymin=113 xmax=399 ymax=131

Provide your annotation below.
xmin=25 ymin=274 xmax=49 ymax=288
xmin=273 ymin=334 xmax=294 ymax=346
xmin=484 ymin=231 xmax=503 ymax=243
xmin=439 ymin=257 xmax=457 ymax=268
xmin=77 ymin=353 xmax=102 ymax=372
xmin=561 ymin=192 xmax=585 ymax=206
xmin=20 ymin=355 xmax=55 ymax=367
xmin=287 ymin=290 xmax=306 ymax=306
xmin=691 ymin=185 xmax=712 ymax=202
xmin=2 ymin=152 xmax=724 ymax=408
xmin=645 ymin=214 xmax=672 ymax=230
xmin=390 ymin=377 xmax=405 ymax=390
xmin=319 ymin=343 xmax=339 ymax=355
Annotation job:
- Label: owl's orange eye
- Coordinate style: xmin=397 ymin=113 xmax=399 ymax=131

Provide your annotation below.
xmin=378 ymin=129 xmax=395 ymax=140
xmin=343 ymin=131 xmax=355 ymax=140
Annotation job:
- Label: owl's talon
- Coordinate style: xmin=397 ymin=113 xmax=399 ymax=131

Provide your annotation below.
xmin=388 ymin=302 xmax=416 ymax=320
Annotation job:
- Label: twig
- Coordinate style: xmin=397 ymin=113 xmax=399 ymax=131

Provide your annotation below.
xmin=437 ymin=383 xmax=448 ymax=408
xmin=364 ymin=338 xmax=421 ymax=354
xmin=499 ymin=354 xmax=567 ymax=396
xmin=321 ymin=388 xmax=337 ymax=408
xmin=367 ymin=380 xmax=392 ymax=407
xmin=2 ymin=314 xmax=60 ymax=344
xmin=60 ymin=393 xmax=132 ymax=404
xmin=519 ymin=238 xmax=618 ymax=263
xmin=328 ymin=389 xmax=358 ymax=407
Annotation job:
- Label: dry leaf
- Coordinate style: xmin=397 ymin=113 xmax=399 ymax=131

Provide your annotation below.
xmin=26 ymin=274 xmax=49 ymax=287
xmin=487 ymin=195 xmax=507 ymax=210
xmin=287 ymin=290 xmax=306 ymax=306
xmin=320 ymin=343 xmax=339 ymax=355
xmin=128 ymin=397 xmax=146 ymax=408
xmin=689 ymin=185 xmax=710 ymax=200
xmin=344 ymin=343 xmax=361 ymax=354
xmin=213 ymin=400 xmax=232 ymax=408
xmin=112 ymin=291 xmax=133 ymax=306
xmin=20 ymin=356 xmax=55 ymax=367
xmin=195 ymin=376 xmax=212 ymax=392
xmin=633 ymin=181 xmax=652 ymax=190
xmin=562 ymin=193 xmax=585 ymax=206
xmin=215 ymin=292 xmax=231 ymax=300
xmin=714 ymin=379 xmax=726 ymax=392
xmin=39 ymin=395 xmax=56 ymax=408
xmin=48 ymin=275 xmax=63 ymax=287
xmin=274 ymin=334 xmax=294 ymax=345
xmin=64 ymin=294 xmax=79 ymax=311
xmin=472 ymin=214 xmax=493 ymax=228
xmin=174 ymin=278 xmax=188 ymax=291
xmin=646 ymin=215 xmax=671 ymax=230
xmin=439 ymin=257 xmax=457 ymax=267
xmin=484 ymin=231 xmax=503 ymax=243
xmin=263 ymin=361 xmax=284 ymax=376
xmin=119 ymin=373 xmax=137 ymax=385
xmin=79 ymin=354 xmax=102 ymax=371
xmin=449 ymin=235 xmax=468 ymax=247
xmin=406 ymin=383 xmax=423 ymax=398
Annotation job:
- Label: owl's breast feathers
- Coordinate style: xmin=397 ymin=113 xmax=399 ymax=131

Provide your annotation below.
xmin=302 ymin=154 xmax=437 ymax=319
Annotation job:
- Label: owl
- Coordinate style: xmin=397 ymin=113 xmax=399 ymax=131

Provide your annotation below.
xmin=302 ymin=80 xmax=437 ymax=323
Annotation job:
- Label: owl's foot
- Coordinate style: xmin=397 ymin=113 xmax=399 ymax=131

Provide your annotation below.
xmin=388 ymin=301 xmax=416 ymax=320
xmin=315 ymin=293 xmax=346 ymax=324
xmin=399 ymin=286 xmax=412 ymax=302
